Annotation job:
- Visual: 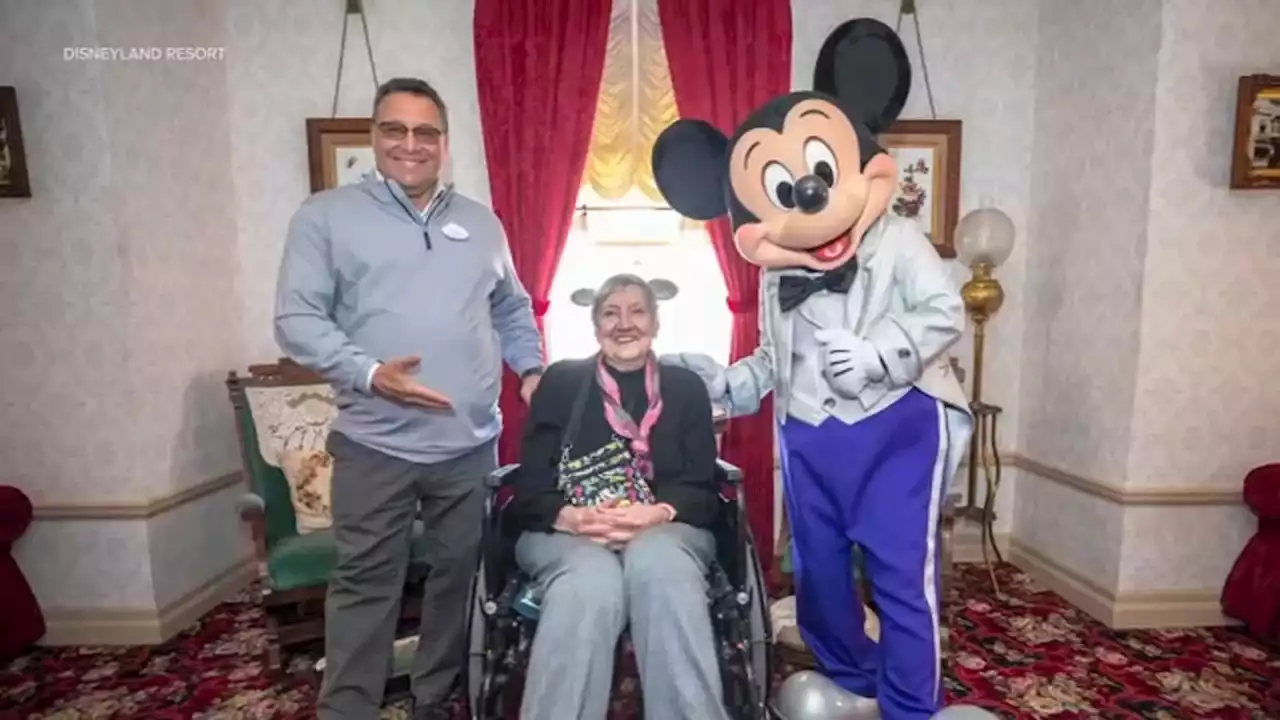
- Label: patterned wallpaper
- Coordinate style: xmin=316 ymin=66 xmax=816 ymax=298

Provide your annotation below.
xmin=101 ymin=0 xmax=243 ymax=502
xmin=0 ymin=0 xmax=241 ymax=505
xmin=1015 ymin=0 xmax=1280 ymax=595
xmin=1115 ymin=0 xmax=1280 ymax=594
xmin=1 ymin=0 xmax=133 ymax=505
xmin=1018 ymin=0 xmax=1163 ymax=484
xmin=1117 ymin=503 xmax=1255 ymax=593
xmin=0 ymin=0 xmax=249 ymax=613
xmin=1020 ymin=0 xmax=1280 ymax=492
xmin=16 ymin=482 xmax=249 ymax=612
xmin=1127 ymin=0 xmax=1280 ymax=489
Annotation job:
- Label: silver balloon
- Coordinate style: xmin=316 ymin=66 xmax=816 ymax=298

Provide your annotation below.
xmin=771 ymin=670 xmax=881 ymax=720
xmin=930 ymin=706 xmax=1001 ymax=719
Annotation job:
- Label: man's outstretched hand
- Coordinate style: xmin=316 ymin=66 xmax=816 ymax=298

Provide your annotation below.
xmin=371 ymin=356 xmax=453 ymax=410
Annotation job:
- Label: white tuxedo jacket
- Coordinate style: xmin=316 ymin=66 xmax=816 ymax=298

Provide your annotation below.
xmin=720 ymin=215 xmax=974 ymax=487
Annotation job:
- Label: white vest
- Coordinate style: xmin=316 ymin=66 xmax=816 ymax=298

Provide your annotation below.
xmin=785 ymin=275 xmax=910 ymax=426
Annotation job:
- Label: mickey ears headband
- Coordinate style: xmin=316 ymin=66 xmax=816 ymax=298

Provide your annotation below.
xmin=570 ymin=278 xmax=679 ymax=307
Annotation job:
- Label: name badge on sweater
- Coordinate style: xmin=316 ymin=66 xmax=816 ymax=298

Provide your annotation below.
xmin=440 ymin=222 xmax=470 ymax=241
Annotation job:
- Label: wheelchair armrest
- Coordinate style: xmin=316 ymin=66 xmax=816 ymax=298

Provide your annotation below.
xmin=487 ymin=463 xmax=521 ymax=489
xmin=716 ymin=459 xmax=743 ymax=485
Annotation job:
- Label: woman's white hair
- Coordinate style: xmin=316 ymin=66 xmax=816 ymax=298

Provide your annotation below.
xmin=590 ymin=273 xmax=658 ymax=327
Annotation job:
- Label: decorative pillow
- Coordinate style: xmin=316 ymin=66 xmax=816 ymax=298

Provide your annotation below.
xmin=243 ymin=385 xmax=337 ymax=468
xmin=279 ymin=448 xmax=334 ymax=534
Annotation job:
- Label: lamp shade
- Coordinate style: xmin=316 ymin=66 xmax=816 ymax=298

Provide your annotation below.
xmin=955 ymin=201 xmax=1015 ymax=269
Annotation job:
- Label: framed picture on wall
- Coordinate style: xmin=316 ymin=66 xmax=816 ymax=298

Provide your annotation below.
xmin=0 ymin=86 xmax=32 ymax=199
xmin=1230 ymin=74 xmax=1280 ymax=190
xmin=878 ymin=119 xmax=962 ymax=258
xmin=306 ymin=117 xmax=375 ymax=193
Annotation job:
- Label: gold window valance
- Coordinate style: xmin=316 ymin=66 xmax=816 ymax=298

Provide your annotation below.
xmin=582 ymin=0 xmax=678 ymax=203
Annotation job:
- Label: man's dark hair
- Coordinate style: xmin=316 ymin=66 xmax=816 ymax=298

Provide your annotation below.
xmin=373 ymin=77 xmax=448 ymax=132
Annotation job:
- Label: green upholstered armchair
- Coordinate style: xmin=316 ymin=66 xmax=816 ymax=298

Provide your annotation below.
xmin=227 ymin=358 xmax=430 ymax=669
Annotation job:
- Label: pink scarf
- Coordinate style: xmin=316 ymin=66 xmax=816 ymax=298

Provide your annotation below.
xmin=595 ymin=353 xmax=664 ymax=481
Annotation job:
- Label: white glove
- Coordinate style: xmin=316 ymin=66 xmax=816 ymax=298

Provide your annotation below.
xmin=658 ymin=352 xmax=729 ymax=399
xmin=813 ymin=329 xmax=886 ymax=399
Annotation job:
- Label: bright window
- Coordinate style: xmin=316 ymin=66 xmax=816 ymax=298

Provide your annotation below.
xmin=546 ymin=187 xmax=732 ymax=365
xmin=545 ymin=0 xmax=730 ymax=367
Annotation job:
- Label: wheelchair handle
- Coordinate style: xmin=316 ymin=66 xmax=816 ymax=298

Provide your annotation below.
xmin=716 ymin=459 xmax=743 ymax=485
xmin=486 ymin=463 xmax=521 ymax=489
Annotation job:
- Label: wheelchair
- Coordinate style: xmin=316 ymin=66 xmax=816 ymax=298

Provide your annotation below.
xmin=464 ymin=459 xmax=773 ymax=719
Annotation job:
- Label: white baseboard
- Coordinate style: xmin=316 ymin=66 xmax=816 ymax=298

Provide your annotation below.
xmin=952 ymin=522 xmax=1010 ymax=564
xmin=39 ymin=560 xmax=255 ymax=646
xmin=1006 ymin=540 xmax=1238 ymax=630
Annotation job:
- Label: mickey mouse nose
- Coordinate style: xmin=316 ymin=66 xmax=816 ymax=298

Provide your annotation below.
xmin=794 ymin=175 xmax=829 ymax=214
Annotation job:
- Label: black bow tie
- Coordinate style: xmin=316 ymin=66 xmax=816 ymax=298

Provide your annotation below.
xmin=777 ymin=260 xmax=858 ymax=312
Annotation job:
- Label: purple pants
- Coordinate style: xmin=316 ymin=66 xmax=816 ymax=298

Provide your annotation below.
xmin=778 ymin=388 xmax=951 ymax=720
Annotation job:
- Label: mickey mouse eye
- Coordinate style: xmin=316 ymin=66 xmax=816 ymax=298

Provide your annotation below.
xmin=803 ymin=138 xmax=838 ymax=187
xmin=762 ymin=162 xmax=797 ymax=211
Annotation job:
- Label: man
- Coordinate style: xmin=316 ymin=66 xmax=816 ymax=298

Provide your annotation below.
xmin=274 ymin=77 xmax=543 ymax=719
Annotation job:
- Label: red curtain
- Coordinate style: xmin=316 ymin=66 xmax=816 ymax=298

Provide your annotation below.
xmin=474 ymin=0 xmax=612 ymax=465
xmin=658 ymin=0 xmax=793 ymax=580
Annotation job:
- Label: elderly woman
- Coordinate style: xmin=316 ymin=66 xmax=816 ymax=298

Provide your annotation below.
xmin=508 ymin=273 xmax=729 ymax=720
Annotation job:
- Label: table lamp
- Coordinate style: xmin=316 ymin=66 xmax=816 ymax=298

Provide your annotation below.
xmin=953 ymin=198 xmax=1015 ymax=583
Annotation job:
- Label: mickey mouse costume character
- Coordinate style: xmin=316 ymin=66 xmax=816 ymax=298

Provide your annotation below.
xmin=653 ymin=18 xmax=973 ymax=720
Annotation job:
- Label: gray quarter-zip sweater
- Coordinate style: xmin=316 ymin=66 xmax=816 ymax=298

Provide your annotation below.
xmin=273 ymin=175 xmax=543 ymax=464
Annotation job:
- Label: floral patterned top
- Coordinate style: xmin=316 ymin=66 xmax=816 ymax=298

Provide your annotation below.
xmin=556 ymin=436 xmax=657 ymax=508
xmin=508 ymin=358 xmax=723 ymax=533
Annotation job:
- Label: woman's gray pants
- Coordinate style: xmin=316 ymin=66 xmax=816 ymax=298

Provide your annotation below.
xmin=514 ymin=522 xmax=731 ymax=720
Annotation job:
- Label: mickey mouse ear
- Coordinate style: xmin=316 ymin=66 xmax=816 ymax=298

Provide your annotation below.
xmin=813 ymin=18 xmax=912 ymax=134
xmin=648 ymin=278 xmax=679 ymax=301
xmin=652 ymin=119 xmax=731 ymax=221
xmin=570 ymin=288 xmax=597 ymax=307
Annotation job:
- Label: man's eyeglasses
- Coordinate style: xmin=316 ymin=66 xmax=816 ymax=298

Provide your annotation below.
xmin=376 ymin=122 xmax=443 ymax=144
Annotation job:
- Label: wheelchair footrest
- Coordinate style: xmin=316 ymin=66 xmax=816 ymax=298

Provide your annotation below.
xmin=513 ymin=584 xmax=542 ymax=621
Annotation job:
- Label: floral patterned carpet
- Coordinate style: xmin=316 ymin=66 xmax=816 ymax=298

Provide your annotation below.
xmin=2 ymin=563 xmax=1277 ymax=719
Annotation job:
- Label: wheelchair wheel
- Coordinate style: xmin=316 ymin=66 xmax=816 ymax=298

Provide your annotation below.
xmin=464 ymin=563 xmax=486 ymax=719
xmin=718 ymin=527 xmax=773 ymax=720
xmin=741 ymin=528 xmax=773 ymax=719
xmin=465 ymin=558 xmax=506 ymax=720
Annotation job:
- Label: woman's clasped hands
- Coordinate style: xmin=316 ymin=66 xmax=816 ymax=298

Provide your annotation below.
xmin=553 ymin=500 xmax=675 ymax=546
